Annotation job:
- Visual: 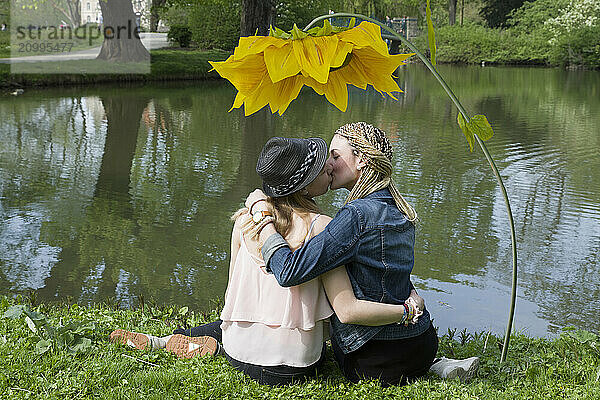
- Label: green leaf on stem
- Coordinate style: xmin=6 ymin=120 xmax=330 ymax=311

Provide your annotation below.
xmin=291 ymin=24 xmax=308 ymax=40
xmin=457 ymin=113 xmax=494 ymax=152
xmin=426 ymin=0 xmax=436 ymax=66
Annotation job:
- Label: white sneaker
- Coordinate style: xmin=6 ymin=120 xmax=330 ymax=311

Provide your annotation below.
xmin=430 ymin=356 xmax=480 ymax=382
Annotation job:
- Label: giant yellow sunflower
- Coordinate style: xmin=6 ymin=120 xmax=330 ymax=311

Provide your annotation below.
xmin=209 ymin=20 xmax=414 ymax=116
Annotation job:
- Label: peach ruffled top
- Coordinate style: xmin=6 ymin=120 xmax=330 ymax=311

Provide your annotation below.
xmin=220 ymin=215 xmax=333 ymax=367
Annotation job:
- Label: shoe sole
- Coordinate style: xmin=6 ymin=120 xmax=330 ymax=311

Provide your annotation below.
xmin=109 ymin=329 xmax=149 ymax=350
xmin=165 ymin=334 xmax=218 ymax=359
xmin=462 ymin=357 xmax=480 ymax=382
xmin=451 ymin=357 xmax=480 ymax=383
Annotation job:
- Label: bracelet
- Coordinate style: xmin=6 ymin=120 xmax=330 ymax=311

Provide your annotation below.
xmin=398 ymin=303 xmax=409 ymax=325
xmin=249 ymin=198 xmax=267 ymax=214
xmin=255 ymin=216 xmax=274 ymax=236
xmin=406 ymin=302 xmax=415 ymax=322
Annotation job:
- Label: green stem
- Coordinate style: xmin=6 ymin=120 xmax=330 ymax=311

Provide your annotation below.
xmin=305 ymin=13 xmax=518 ymax=363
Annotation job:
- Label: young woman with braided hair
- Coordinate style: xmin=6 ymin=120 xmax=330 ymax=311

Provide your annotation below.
xmin=247 ymin=122 xmax=479 ymax=386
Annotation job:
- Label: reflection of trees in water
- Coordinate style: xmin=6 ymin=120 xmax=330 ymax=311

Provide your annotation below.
xmin=81 ymin=88 xmax=251 ymax=309
xmin=38 ymin=93 xmax=150 ymax=304
xmin=0 ymin=96 xmax=105 ymax=296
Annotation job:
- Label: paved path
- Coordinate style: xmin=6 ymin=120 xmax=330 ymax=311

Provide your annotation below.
xmin=0 ymin=33 xmax=169 ymax=64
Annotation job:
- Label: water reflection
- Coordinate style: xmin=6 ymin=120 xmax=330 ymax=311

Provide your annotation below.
xmin=0 ymin=65 xmax=598 ymax=337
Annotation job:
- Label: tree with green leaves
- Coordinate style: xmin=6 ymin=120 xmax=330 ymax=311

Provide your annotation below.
xmin=479 ymin=0 xmax=525 ymax=27
xmin=149 ymin=0 xmax=167 ymax=32
xmin=10 ymin=0 xmax=81 ymax=28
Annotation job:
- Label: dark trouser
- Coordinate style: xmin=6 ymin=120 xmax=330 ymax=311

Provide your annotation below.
xmin=331 ymin=323 xmax=439 ymax=387
xmin=174 ymin=320 xmax=325 ymax=386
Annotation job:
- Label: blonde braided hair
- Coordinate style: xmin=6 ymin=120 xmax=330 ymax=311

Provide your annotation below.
xmin=335 ymin=122 xmax=418 ymax=223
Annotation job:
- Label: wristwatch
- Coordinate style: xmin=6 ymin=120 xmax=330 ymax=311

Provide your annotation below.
xmin=252 ymin=210 xmax=273 ymax=224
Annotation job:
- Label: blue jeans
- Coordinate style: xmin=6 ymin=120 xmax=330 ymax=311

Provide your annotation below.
xmin=174 ymin=320 xmax=325 ymax=386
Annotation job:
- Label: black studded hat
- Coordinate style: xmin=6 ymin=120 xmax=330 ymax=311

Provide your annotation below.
xmin=256 ymin=137 xmax=328 ymax=198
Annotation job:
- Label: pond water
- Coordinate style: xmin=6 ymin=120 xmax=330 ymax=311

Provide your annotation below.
xmin=1 ymin=64 xmax=598 ymax=338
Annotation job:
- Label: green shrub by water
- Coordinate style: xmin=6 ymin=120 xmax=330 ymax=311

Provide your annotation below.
xmin=1 ymin=295 xmax=599 ymax=399
xmin=414 ymin=23 xmax=550 ymax=65
xmin=549 ymin=24 xmax=600 ymax=69
xmin=412 ymin=0 xmax=599 ymax=69
xmin=167 ymin=25 xmax=193 ymax=48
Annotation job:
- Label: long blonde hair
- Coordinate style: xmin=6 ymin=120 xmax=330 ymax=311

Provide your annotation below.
xmin=232 ymin=191 xmax=321 ymax=243
xmin=335 ymin=122 xmax=418 ymax=223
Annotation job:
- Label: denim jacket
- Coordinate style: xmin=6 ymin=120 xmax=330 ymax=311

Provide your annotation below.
xmin=261 ymin=188 xmax=431 ymax=354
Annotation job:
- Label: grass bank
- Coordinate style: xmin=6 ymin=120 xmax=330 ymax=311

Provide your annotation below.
xmin=0 ymin=48 xmax=230 ymax=88
xmin=1 ymin=295 xmax=599 ymax=399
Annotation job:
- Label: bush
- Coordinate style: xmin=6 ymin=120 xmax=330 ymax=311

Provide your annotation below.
xmin=168 ymin=24 xmax=192 ymax=48
xmin=414 ymin=23 xmax=551 ymax=65
xmin=550 ymin=24 xmax=600 ymax=68
xmin=188 ymin=0 xmax=240 ymax=51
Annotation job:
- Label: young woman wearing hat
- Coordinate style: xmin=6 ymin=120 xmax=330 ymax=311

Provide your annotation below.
xmin=246 ymin=122 xmax=479 ymax=386
xmin=110 ymin=136 xmax=423 ymax=386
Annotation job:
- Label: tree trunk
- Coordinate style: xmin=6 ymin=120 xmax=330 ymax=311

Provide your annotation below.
xmin=240 ymin=0 xmax=274 ymax=37
xmin=66 ymin=0 xmax=81 ymax=28
xmin=149 ymin=14 xmax=159 ymax=32
xmin=449 ymin=0 xmax=457 ymax=26
xmin=150 ymin=0 xmax=167 ymax=32
xmin=97 ymin=0 xmax=150 ymax=62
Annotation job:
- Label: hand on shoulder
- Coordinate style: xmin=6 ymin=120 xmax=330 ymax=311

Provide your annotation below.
xmin=245 ymin=189 xmax=268 ymax=211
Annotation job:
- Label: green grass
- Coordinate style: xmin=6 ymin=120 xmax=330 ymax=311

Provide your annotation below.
xmin=1 ymin=295 xmax=599 ymax=399
xmin=0 ymin=48 xmax=230 ymax=88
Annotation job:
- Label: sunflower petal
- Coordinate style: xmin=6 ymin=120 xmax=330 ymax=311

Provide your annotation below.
xmin=209 ymin=54 xmax=267 ymax=96
xmin=331 ymin=41 xmax=353 ymax=68
xmin=234 ymin=36 xmax=286 ymax=60
xmin=337 ymin=21 xmax=388 ymax=56
xmin=242 ymin=74 xmax=273 ymax=116
xmin=349 ymin=47 xmax=409 ymax=94
xmin=304 ymin=74 xmax=348 ymax=112
xmin=229 ymin=92 xmax=246 ymax=112
xmin=323 ymin=72 xmax=349 ymax=112
xmin=335 ymin=56 xmax=369 ymax=90
xmin=293 ymin=36 xmax=339 ymax=84
xmin=264 ymin=44 xmax=301 ymax=83
xmin=273 ymin=75 xmax=305 ymax=115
